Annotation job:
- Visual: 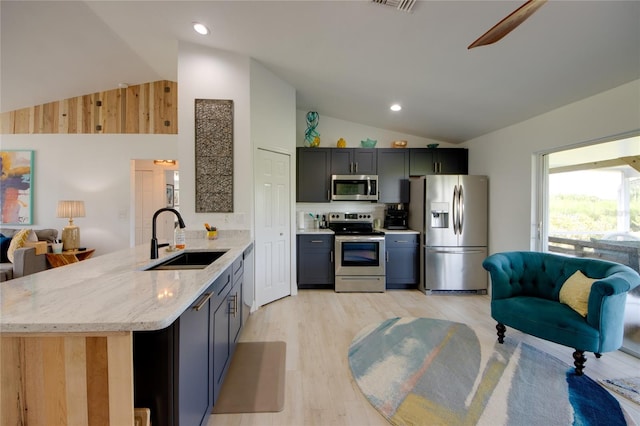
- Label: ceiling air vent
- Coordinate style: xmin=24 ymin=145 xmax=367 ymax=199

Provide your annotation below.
xmin=372 ymin=0 xmax=416 ymax=13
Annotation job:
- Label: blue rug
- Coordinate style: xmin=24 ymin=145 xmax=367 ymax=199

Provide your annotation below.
xmin=348 ymin=317 xmax=633 ymax=425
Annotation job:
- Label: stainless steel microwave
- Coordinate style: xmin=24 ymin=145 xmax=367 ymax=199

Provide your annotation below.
xmin=331 ymin=175 xmax=379 ymax=201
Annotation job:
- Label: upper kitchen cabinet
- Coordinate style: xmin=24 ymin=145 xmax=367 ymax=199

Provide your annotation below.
xmin=297 ymin=148 xmax=332 ymax=202
xmin=377 ymin=149 xmax=409 ymax=203
xmin=331 ymin=149 xmax=377 ymax=175
xmin=409 ymin=148 xmax=468 ymax=176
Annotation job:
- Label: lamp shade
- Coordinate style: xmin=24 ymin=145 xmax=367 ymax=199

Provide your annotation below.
xmin=56 ymin=200 xmax=85 ymax=219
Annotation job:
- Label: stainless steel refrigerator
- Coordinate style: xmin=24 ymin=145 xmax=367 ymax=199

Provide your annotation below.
xmin=409 ymin=175 xmax=488 ymax=292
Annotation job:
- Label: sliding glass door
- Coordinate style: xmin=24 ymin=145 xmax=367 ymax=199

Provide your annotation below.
xmin=538 ymin=134 xmax=640 ymax=357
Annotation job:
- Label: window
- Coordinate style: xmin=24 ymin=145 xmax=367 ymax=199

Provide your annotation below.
xmin=539 ymin=134 xmax=640 ymax=358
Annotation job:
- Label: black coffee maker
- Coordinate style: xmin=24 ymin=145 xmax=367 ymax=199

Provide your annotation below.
xmin=384 ymin=204 xmax=408 ymax=230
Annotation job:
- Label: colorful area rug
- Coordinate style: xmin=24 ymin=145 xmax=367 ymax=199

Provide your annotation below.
xmin=600 ymin=377 xmax=640 ymax=405
xmin=348 ymin=317 xmax=633 ymax=425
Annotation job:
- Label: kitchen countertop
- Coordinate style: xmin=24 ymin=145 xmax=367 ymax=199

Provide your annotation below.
xmin=0 ymin=231 xmax=252 ymax=334
xmin=380 ymin=228 xmax=420 ymax=234
xmin=296 ymin=228 xmax=334 ymax=235
xmin=296 ymin=228 xmax=419 ymax=235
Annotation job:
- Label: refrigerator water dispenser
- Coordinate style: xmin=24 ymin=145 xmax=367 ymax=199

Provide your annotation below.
xmin=430 ymin=202 xmax=449 ymax=228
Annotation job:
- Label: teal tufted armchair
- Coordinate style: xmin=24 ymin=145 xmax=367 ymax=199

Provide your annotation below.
xmin=482 ymin=251 xmax=640 ymax=375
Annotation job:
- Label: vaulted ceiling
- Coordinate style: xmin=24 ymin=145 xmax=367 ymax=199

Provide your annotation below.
xmin=2 ymin=0 xmax=639 ymax=143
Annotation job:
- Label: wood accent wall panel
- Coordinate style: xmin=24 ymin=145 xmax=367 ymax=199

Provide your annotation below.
xmin=0 ymin=80 xmax=177 ymax=135
xmin=0 ymin=333 xmax=134 ymax=426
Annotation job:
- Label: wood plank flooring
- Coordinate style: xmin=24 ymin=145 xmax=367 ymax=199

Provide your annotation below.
xmin=208 ymin=290 xmax=640 ymax=425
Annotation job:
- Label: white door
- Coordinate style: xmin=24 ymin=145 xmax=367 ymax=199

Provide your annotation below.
xmin=134 ymin=165 xmax=174 ymax=247
xmin=135 ymin=170 xmax=154 ymax=245
xmin=255 ymin=149 xmax=291 ymax=306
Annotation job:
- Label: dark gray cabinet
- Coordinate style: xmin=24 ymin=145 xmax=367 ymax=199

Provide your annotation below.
xmin=331 ymin=148 xmax=377 ymax=175
xmin=133 ymin=256 xmax=245 ymax=426
xmin=297 ymin=234 xmax=334 ymax=289
xmin=211 ymin=267 xmax=232 ymax=403
xmin=297 ymin=147 xmax=331 ymax=202
xmin=133 ymin=285 xmax=215 ymax=426
xmin=385 ymin=234 xmax=419 ymax=289
xmin=409 ymin=148 xmax=468 ymax=176
xmin=212 ymin=257 xmax=244 ymax=404
xmin=376 ymin=149 xmax=409 ymax=203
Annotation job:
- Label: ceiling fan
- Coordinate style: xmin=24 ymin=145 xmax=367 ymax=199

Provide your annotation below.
xmin=468 ymin=0 xmax=548 ymax=49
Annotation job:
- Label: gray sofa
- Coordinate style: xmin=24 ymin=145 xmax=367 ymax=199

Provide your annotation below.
xmin=0 ymin=228 xmax=58 ymax=282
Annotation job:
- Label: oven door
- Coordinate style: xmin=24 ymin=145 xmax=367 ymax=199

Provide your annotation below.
xmin=335 ymin=235 xmax=385 ymax=276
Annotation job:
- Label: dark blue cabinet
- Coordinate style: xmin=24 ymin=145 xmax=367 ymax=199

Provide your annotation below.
xmin=212 ymin=256 xmax=244 ymax=405
xmin=133 ymin=286 xmax=214 ymax=426
xmin=385 ymin=234 xmax=419 ymax=289
xmin=409 ymin=148 xmax=468 ymax=176
xmin=212 ymin=267 xmax=232 ymax=404
xmin=331 ymin=148 xmax=377 ymax=175
xmin=297 ymin=234 xmax=334 ymax=289
xmin=377 ymin=149 xmax=409 ymax=203
xmin=133 ymin=256 xmax=245 ymax=426
xmin=178 ymin=291 xmax=213 ymax=426
xmin=297 ymin=148 xmax=332 ymax=202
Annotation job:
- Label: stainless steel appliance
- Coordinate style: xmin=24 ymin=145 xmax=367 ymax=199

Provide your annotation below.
xmin=331 ymin=175 xmax=379 ymax=201
xmin=328 ymin=212 xmax=386 ymax=292
xmin=409 ymin=175 xmax=488 ymax=292
xmin=384 ymin=205 xmax=408 ymax=230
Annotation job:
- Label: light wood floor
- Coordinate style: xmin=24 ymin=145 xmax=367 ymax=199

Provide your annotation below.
xmin=208 ymin=290 xmax=640 ymax=425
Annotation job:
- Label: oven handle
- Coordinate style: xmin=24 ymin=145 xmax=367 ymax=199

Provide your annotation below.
xmin=337 ymin=276 xmax=384 ymax=281
xmin=335 ymin=235 xmax=385 ymax=242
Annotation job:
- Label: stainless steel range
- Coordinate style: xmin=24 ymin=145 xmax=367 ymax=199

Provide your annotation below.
xmin=328 ymin=212 xmax=386 ymax=292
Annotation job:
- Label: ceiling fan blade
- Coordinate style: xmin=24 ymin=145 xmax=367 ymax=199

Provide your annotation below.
xmin=468 ymin=0 xmax=547 ymax=49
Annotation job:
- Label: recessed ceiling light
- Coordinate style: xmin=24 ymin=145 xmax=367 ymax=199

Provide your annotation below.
xmin=390 ymin=104 xmax=402 ymax=112
xmin=193 ymin=22 xmax=210 ymax=35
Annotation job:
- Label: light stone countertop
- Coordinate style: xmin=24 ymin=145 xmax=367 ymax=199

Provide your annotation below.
xmin=296 ymin=228 xmax=334 ymax=235
xmin=380 ymin=228 xmax=420 ymax=234
xmin=296 ymin=228 xmax=419 ymax=235
xmin=0 ymin=231 xmax=252 ymax=334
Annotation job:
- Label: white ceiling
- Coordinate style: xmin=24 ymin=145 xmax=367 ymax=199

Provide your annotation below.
xmin=2 ymin=0 xmax=639 ymax=143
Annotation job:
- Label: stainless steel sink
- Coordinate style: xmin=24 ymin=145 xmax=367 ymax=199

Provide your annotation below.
xmin=145 ymin=250 xmax=228 ymax=270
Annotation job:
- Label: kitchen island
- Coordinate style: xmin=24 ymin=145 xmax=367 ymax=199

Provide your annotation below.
xmin=1 ymin=231 xmax=252 ymax=426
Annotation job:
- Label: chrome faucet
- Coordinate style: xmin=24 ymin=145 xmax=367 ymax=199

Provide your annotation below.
xmin=151 ymin=208 xmax=186 ymax=259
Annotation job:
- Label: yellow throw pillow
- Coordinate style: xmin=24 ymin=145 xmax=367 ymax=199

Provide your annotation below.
xmin=7 ymin=228 xmax=32 ymax=263
xmin=559 ymin=270 xmax=596 ymax=317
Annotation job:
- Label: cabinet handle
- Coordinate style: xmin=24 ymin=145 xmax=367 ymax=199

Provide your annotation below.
xmin=311 ymin=240 xmax=324 ymax=243
xmin=433 ymin=162 xmax=437 ymax=174
xmin=327 ymin=190 xmax=331 ymax=201
xmin=355 ymin=162 xmax=358 ymax=173
xmin=395 ymin=240 xmax=409 ymax=243
xmin=193 ymin=292 xmax=212 ymax=311
xmin=331 ymin=250 xmax=334 ymax=263
xmin=386 ymin=251 xmax=389 ymax=262
xmin=229 ymin=294 xmax=238 ymax=317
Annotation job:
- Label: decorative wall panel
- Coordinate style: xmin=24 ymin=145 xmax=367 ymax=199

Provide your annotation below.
xmin=195 ymin=99 xmax=233 ymax=212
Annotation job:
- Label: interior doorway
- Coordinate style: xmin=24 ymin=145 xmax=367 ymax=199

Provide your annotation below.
xmin=132 ymin=160 xmax=179 ymax=248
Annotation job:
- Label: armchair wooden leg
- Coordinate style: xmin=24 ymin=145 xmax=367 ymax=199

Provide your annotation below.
xmin=496 ymin=323 xmax=506 ymax=344
xmin=573 ymin=350 xmax=586 ymax=376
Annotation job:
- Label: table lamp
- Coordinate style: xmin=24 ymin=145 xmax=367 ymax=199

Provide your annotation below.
xmin=57 ymin=200 xmax=85 ymax=251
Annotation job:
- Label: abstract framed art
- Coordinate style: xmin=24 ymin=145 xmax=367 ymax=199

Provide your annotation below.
xmin=0 ymin=150 xmax=34 ymax=225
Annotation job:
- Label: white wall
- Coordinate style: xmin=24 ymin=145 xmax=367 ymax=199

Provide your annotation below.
xmin=464 ymin=79 xmax=640 ymax=254
xmin=296 ymin=111 xmax=450 ymax=149
xmin=177 ymin=42 xmax=252 ymax=232
xmin=0 ymin=134 xmax=177 ymax=255
xmin=250 ymin=59 xmax=297 ymax=298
